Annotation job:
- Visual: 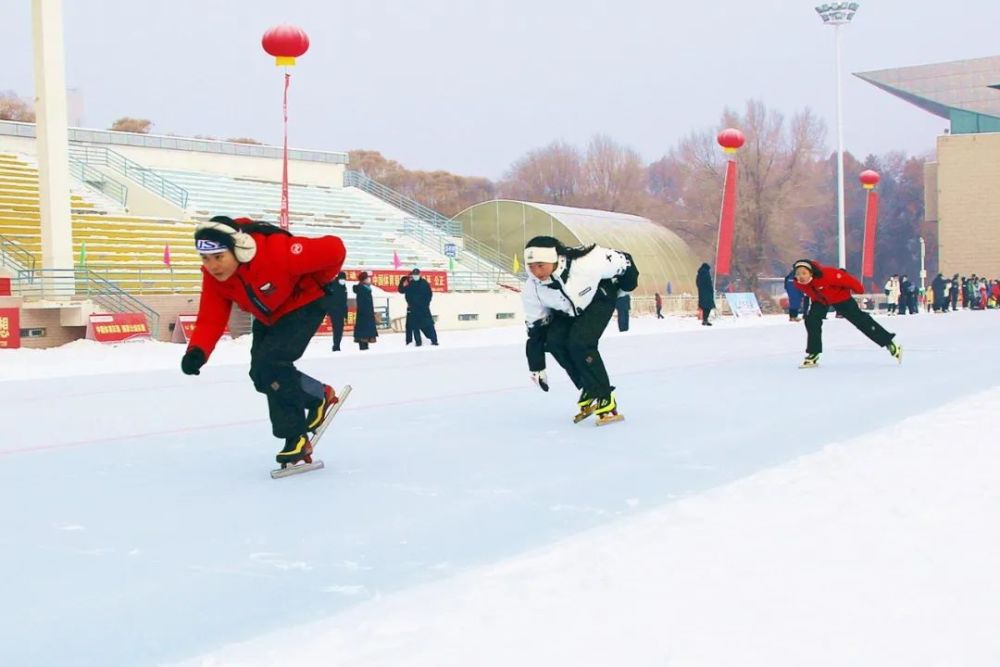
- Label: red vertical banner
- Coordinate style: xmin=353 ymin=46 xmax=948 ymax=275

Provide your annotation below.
xmin=861 ymin=189 xmax=879 ymax=278
xmin=715 ymin=158 xmax=738 ymax=276
xmin=714 ymin=129 xmax=745 ymax=278
xmin=280 ymin=71 xmax=290 ymax=231
xmin=859 ymin=170 xmax=881 ymax=280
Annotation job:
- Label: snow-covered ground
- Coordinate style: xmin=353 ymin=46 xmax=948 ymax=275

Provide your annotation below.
xmin=2 ymin=311 xmax=998 ymax=666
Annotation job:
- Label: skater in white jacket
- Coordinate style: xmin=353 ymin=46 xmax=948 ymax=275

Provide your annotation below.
xmin=522 ymin=236 xmax=639 ymax=424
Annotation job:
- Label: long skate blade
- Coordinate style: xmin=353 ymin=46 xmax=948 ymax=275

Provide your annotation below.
xmin=595 ymin=413 xmax=625 ymax=427
xmin=312 ymin=385 xmax=352 ymax=442
xmin=573 ymin=409 xmax=595 ymax=424
xmin=798 ymin=363 xmax=819 ymax=369
xmin=270 ymin=460 xmax=325 ymax=479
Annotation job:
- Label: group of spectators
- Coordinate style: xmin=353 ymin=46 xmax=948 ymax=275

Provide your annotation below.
xmin=883 ymin=273 xmax=1000 ymax=314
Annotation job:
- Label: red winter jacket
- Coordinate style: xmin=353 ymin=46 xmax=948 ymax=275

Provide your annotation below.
xmin=188 ymin=231 xmax=346 ymax=358
xmin=791 ymin=261 xmax=863 ymax=306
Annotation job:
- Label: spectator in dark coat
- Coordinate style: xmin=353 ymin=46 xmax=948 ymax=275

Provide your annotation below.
xmin=899 ymin=275 xmax=914 ymax=314
xmin=325 ymin=271 xmax=348 ymax=351
xmin=616 ymin=292 xmax=631 ymax=331
xmin=932 ymin=273 xmax=947 ymax=312
xmin=405 ymin=268 xmax=438 ymax=346
xmin=352 ymin=272 xmax=378 ymax=350
xmin=398 ymin=274 xmax=416 ymax=345
xmin=949 ymin=274 xmax=960 ymax=311
xmin=784 ymin=269 xmax=808 ymax=321
xmin=696 ymin=263 xmax=715 ymax=326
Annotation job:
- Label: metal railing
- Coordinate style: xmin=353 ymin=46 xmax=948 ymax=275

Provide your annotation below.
xmin=0 ymin=233 xmax=37 ymax=273
xmin=68 ymin=145 xmax=189 ymax=209
xmin=400 ymin=218 xmax=523 ymax=283
xmin=14 ymin=267 xmax=160 ymax=333
xmin=68 ymin=158 xmax=128 ymax=207
xmin=345 ymin=171 xmax=524 ymax=281
xmin=344 ymin=170 xmax=461 ymax=236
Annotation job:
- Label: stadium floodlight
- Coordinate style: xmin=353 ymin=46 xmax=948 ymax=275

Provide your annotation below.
xmin=815 ymin=2 xmax=860 ymax=269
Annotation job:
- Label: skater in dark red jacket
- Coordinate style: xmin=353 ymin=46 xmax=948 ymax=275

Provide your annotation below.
xmin=181 ymin=216 xmax=347 ymax=465
xmin=791 ymin=259 xmax=902 ymax=368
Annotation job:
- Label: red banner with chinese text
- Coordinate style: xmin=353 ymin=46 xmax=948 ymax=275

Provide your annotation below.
xmin=343 ymin=269 xmax=448 ymax=293
xmin=0 ymin=308 xmax=20 ymax=349
xmin=171 ymin=314 xmax=231 ymax=344
xmin=86 ymin=313 xmax=152 ymax=343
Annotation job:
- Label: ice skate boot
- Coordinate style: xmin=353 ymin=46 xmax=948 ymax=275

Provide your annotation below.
xmin=573 ymin=389 xmax=598 ymax=423
xmin=306 ymin=384 xmax=338 ymax=432
xmin=276 ymin=434 xmax=314 ymax=466
xmin=887 ymin=340 xmax=903 ymax=364
xmin=799 ymin=353 xmax=820 ymax=369
xmin=594 ymin=394 xmax=624 ymax=426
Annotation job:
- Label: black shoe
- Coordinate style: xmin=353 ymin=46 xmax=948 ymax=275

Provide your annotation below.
xmin=577 ymin=389 xmax=595 ymax=410
xmin=276 ymin=434 xmax=312 ymax=464
xmin=332 ymin=346 xmax=340 ymax=352
xmin=431 ymin=341 xmax=439 ymax=346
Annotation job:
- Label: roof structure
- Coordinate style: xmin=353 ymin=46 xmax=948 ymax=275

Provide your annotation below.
xmin=855 ymin=56 xmax=1000 ymax=133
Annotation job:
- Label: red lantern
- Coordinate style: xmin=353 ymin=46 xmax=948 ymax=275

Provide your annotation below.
xmin=717 ymin=128 xmax=745 ymax=153
xmin=262 ymin=25 xmax=310 ymax=66
xmin=859 ymin=169 xmax=880 ymax=189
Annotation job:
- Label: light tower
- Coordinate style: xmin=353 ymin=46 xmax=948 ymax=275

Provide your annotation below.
xmin=815 ymin=2 xmax=859 ymax=269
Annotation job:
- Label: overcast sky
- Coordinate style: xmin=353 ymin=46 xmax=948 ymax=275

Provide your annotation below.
xmin=3 ymin=0 xmax=999 ymax=178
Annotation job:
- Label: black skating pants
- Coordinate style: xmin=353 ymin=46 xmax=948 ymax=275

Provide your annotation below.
xmin=249 ymin=299 xmax=328 ymax=439
xmin=545 ymin=290 xmax=617 ymax=398
xmin=805 ymin=298 xmax=895 ymax=355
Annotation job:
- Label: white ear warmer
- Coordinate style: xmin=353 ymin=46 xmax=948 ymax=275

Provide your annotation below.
xmin=524 ymin=246 xmax=558 ymax=265
xmin=195 ymin=220 xmax=257 ymax=263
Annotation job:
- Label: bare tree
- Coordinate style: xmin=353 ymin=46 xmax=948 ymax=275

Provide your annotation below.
xmin=0 ymin=91 xmax=35 ymax=122
xmin=110 ymin=117 xmax=152 ymax=133
xmin=666 ymin=101 xmax=827 ymax=290
xmin=581 ymin=134 xmax=646 ymax=213
xmin=498 ymin=141 xmax=583 ymax=205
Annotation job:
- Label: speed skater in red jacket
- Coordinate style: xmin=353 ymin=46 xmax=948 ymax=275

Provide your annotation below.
xmin=180 ymin=216 xmax=347 ymax=465
xmin=791 ymin=259 xmax=902 ymax=368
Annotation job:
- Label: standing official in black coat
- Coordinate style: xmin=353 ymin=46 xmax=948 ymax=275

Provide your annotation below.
xmin=696 ymin=263 xmax=715 ymax=326
xmin=324 ymin=271 xmax=348 ymax=351
xmin=404 ymin=268 xmax=439 ymax=346
xmin=353 ymin=272 xmax=378 ymax=350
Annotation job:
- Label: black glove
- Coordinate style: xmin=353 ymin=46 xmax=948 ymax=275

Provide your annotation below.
xmin=181 ymin=347 xmax=207 ymax=376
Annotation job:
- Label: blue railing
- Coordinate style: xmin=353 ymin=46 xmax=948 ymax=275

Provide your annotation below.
xmin=68 ymin=145 xmax=188 ymax=209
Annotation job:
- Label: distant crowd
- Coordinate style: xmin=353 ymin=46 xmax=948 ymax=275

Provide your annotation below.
xmin=882 ymin=273 xmax=1000 ymax=314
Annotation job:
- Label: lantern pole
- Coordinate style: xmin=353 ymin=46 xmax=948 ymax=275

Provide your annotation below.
xmin=262 ymin=25 xmax=309 ymax=231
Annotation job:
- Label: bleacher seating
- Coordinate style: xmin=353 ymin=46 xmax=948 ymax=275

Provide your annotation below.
xmin=158 ymin=168 xmax=460 ymax=271
xmin=0 ymin=152 xmax=202 ymax=292
xmin=1 ymin=153 xmax=504 ymax=295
